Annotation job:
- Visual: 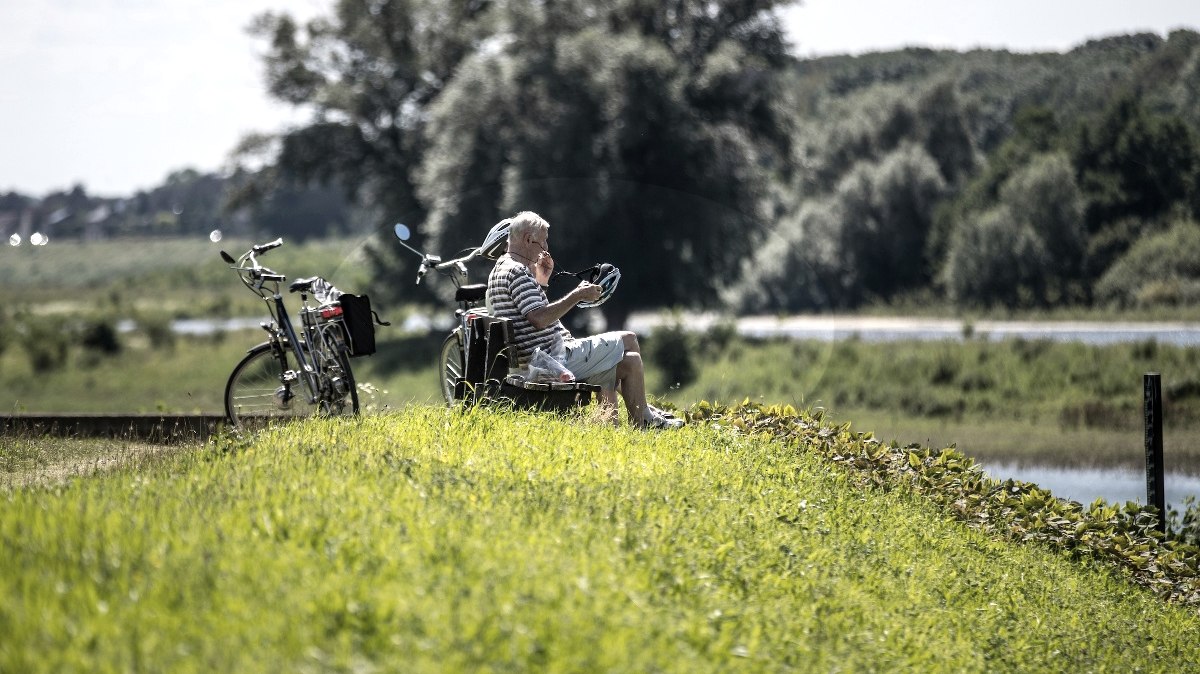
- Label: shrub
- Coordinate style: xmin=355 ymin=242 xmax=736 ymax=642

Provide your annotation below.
xmin=647 ymin=317 xmax=697 ymax=390
xmin=696 ymin=317 xmax=739 ymax=357
xmin=19 ymin=317 xmax=70 ymax=373
xmin=80 ymin=319 xmax=122 ymax=355
xmin=1095 ymin=219 xmax=1200 ymax=306
xmin=139 ymin=314 xmax=177 ymax=351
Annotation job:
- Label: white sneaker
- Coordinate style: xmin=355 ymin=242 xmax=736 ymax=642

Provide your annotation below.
xmin=645 ymin=408 xmax=684 ymax=430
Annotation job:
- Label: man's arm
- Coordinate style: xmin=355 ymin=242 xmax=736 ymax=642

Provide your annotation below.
xmin=526 ymin=283 xmax=602 ymax=329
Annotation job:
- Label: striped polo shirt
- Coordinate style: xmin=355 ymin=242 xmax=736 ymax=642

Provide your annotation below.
xmin=486 ymin=254 xmax=572 ymax=367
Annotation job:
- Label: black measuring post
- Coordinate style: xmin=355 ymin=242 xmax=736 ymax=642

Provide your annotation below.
xmin=1144 ymin=373 xmax=1166 ymax=533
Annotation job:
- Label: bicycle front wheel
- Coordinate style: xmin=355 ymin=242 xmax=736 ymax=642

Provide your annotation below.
xmin=439 ymin=330 xmax=464 ymax=405
xmin=225 ymin=341 xmax=324 ymax=428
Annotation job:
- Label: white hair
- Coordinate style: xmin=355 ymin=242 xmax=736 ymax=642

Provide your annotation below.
xmin=508 ymin=210 xmax=549 ymax=243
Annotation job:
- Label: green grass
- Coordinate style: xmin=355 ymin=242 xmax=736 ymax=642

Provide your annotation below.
xmin=0 ymin=330 xmax=442 ymax=414
xmin=2 ymin=406 xmax=1197 ymax=671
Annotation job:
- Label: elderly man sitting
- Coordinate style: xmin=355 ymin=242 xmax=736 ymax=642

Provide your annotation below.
xmin=485 ymin=210 xmax=682 ymax=429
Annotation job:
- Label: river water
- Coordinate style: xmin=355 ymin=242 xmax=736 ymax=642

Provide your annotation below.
xmin=628 ymin=313 xmax=1200 ymax=347
xmin=980 ymin=462 xmax=1200 ymax=513
xmin=131 ymin=312 xmax=1200 ymax=346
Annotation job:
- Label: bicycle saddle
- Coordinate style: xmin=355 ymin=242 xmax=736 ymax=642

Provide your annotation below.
xmin=456 ymin=284 xmax=488 ymax=303
xmin=289 ymin=277 xmax=343 ymax=305
xmin=289 ymin=277 xmax=321 ymax=294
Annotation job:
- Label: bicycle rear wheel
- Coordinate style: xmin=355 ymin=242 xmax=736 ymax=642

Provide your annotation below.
xmin=225 ymin=341 xmax=324 ymax=429
xmin=315 ymin=325 xmax=359 ymax=416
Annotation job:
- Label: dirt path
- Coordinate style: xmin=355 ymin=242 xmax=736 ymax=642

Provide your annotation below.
xmin=2 ymin=440 xmax=191 ymax=489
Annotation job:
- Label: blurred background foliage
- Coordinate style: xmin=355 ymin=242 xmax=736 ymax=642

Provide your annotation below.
xmin=4 ymin=3 xmax=1200 ymax=325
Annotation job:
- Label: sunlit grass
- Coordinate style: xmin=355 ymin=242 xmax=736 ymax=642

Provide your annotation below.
xmin=2 ymin=406 xmax=1197 ymax=671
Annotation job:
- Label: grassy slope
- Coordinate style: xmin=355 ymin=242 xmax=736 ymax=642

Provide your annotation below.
xmin=2 ymin=407 xmax=1196 ymax=672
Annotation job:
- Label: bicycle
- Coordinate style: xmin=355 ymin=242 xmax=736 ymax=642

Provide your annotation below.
xmin=392 ymin=224 xmax=490 ymax=403
xmin=219 ymin=238 xmax=382 ymax=428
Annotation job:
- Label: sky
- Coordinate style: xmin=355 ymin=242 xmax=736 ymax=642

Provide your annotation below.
xmin=2 ymin=0 xmax=1200 ymax=197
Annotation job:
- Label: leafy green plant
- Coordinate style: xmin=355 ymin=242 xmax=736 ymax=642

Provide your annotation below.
xmin=1167 ymin=496 xmax=1200 ymax=546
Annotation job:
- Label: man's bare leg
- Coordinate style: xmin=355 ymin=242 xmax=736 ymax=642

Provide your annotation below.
xmin=586 ymin=333 xmax=643 ymax=426
xmin=598 ymin=387 xmax=620 ymax=425
xmin=615 ymin=352 xmax=648 ymax=426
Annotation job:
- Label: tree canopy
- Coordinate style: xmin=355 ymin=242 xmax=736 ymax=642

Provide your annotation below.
xmin=247 ymin=0 xmax=798 ymax=325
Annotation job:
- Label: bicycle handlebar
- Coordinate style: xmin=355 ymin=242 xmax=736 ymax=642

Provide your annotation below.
xmin=221 ymin=238 xmax=288 ymax=294
xmin=413 ymin=248 xmax=483 ymax=285
xmin=252 ymin=238 xmax=283 ymax=255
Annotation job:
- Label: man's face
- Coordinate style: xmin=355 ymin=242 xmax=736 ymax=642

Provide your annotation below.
xmin=529 ymin=232 xmax=548 ymax=252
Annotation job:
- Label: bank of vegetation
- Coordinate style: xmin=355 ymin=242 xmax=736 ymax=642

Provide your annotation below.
xmin=3 ymin=407 xmax=1199 ymax=672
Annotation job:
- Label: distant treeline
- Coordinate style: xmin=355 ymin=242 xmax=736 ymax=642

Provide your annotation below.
xmin=0 ymin=169 xmax=353 ymax=243
xmin=5 ymin=7 xmax=1200 ymax=318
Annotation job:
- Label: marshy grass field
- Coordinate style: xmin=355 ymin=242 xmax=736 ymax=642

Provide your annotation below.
xmin=3 ymin=406 xmax=1199 ymax=672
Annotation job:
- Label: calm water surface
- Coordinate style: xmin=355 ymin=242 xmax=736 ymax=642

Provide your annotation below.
xmin=629 ymin=314 xmax=1200 ymax=346
xmin=983 ymin=462 xmax=1200 ymax=513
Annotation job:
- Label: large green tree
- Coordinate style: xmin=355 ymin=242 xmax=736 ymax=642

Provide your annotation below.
xmin=420 ymin=0 xmax=797 ymax=327
xmin=1074 ymin=95 xmax=1200 ymax=276
xmin=943 ymin=153 xmax=1084 ymax=307
xmin=727 ymin=143 xmax=947 ymax=312
xmin=245 ymin=0 xmax=497 ymax=224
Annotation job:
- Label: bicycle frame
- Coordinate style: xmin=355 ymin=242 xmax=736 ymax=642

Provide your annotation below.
xmin=222 ymin=241 xmax=338 ymax=407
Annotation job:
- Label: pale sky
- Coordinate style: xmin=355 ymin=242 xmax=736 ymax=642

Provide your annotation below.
xmin=2 ymin=0 xmax=1200 ymax=197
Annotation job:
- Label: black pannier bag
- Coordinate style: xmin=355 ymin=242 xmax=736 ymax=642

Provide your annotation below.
xmin=338 ymin=293 xmax=380 ymax=357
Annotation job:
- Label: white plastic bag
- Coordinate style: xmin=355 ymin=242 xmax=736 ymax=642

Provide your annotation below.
xmin=526 ymin=346 xmax=575 ymax=383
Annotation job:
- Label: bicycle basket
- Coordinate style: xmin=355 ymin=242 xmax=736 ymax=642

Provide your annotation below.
xmin=339 ymin=293 xmax=377 ymax=357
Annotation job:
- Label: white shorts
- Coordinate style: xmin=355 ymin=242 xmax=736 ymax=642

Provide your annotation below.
xmin=562 ymin=332 xmax=626 ymax=389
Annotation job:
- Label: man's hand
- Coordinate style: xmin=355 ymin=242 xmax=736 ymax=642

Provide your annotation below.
xmin=525 ymin=281 xmax=602 ymax=329
xmin=572 ymin=281 xmax=603 ymax=303
xmin=533 ymin=251 xmax=555 ymax=285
